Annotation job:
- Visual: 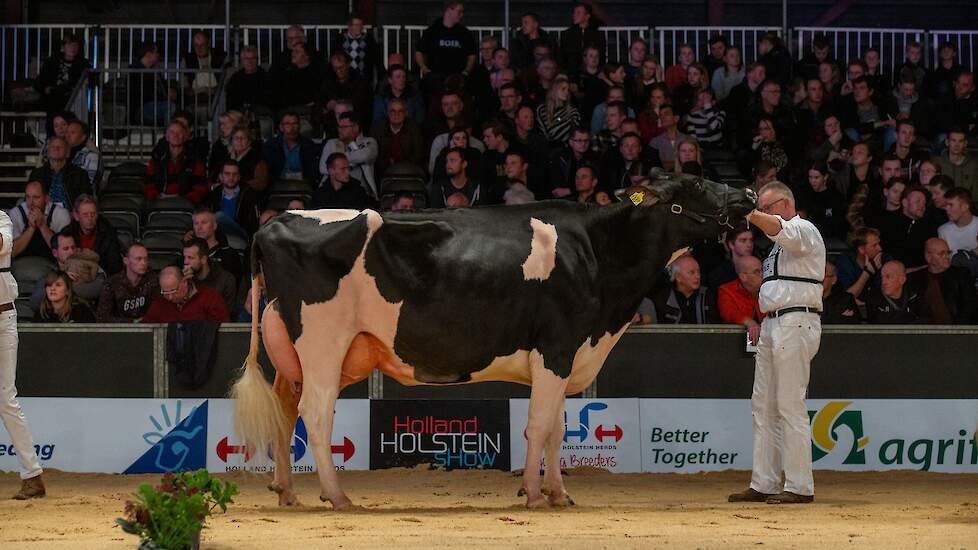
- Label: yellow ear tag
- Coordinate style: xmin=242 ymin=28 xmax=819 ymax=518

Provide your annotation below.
xmin=629 ymin=191 xmax=645 ymax=206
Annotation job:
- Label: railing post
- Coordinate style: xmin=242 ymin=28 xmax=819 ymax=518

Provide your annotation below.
xmin=153 ymin=325 xmax=168 ymax=398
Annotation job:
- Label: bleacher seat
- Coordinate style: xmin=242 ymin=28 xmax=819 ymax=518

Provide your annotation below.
xmin=99 ymin=195 xmax=145 ymax=213
xmin=102 ymin=211 xmax=140 ymax=236
xmin=380 ymin=162 xmax=428 ymax=209
xmin=147 ymin=251 xmax=182 ymax=271
xmin=101 ymin=177 xmax=144 ymax=197
xmin=141 ymin=232 xmax=185 ymax=251
xmin=146 ymin=211 xmax=193 ymax=231
xmin=11 ymin=256 xmax=56 ymax=297
xmin=109 ymin=161 xmax=146 ymax=180
xmin=15 ymin=297 xmax=34 ymax=321
xmin=268 ymin=179 xmax=313 ymax=203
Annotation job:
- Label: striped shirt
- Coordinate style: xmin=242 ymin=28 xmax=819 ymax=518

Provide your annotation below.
xmin=535 ymin=103 xmax=581 ymax=146
xmin=684 ymin=107 xmax=726 ymax=145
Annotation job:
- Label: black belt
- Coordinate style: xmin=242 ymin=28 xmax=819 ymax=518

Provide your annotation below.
xmin=0 ymin=302 xmax=13 ymax=312
xmin=769 ymin=306 xmax=821 ymax=318
xmin=0 ymin=268 xmax=9 ymax=273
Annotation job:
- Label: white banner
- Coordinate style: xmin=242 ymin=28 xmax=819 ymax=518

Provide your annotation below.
xmin=639 ymin=399 xmax=978 ymax=473
xmin=206 ymin=399 xmax=370 ymax=473
xmin=510 ymin=398 xmax=642 ymax=473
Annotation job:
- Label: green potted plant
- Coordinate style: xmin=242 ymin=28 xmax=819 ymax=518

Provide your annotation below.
xmin=116 ymin=469 xmax=238 ymax=550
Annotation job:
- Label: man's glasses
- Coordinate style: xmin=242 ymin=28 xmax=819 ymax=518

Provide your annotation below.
xmin=757 ymin=197 xmax=786 ymax=213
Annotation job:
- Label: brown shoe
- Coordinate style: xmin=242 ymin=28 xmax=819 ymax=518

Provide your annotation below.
xmin=728 ymin=488 xmax=773 ymax=502
xmin=766 ymin=491 xmax=813 ymax=504
xmin=13 ymin=475 xmax=45 ymax=500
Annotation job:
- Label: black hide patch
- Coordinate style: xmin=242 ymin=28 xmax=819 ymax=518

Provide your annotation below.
xmin=255 ymin=212 xmax=369 ymax=342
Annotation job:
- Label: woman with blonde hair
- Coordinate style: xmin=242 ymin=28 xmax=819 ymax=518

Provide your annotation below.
xmin=229 ymin=127 xmax=270 ymax=192
xmin=34 ymin=271 xmax=95 ymax=323
xmin=207 ymin=110 xmax=246 ymax=181
xmin=535 ymin=75 xmax=581 ymax=146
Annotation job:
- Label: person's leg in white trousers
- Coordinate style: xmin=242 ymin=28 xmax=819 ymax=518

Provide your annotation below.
xmin=0 ymin=309 xmax=42 ymax=480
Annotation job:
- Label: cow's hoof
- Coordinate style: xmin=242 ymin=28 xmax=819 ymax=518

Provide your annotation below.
xmin=525 ymin=495 xmax=549 ymax=509
xmin=548 ymin=493 xmax=575 ymax=507
xmin=321 ymin=494 xmax=355 ymax=511
xmin=278 ymin=492 xmax=299 ymax=506
xmin=268 ymin=482 xmax=283 ymax=494
xmin=516 ymin=486 xmax=527 ymax=497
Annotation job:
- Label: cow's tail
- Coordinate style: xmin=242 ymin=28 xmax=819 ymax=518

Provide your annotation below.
xmin=230 ymin=241 xmax=288 ymax=459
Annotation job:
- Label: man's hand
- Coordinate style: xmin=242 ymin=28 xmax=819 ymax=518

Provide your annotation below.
xmin=552 ymin=187 xmax=572 ymax=198
xmin=746 ymin=321 xmax=761 ymax=346
xmin=66 ymin=270 xmax=80 ymax=282
xmin=33 ymin=208 xmax=49 ymax=231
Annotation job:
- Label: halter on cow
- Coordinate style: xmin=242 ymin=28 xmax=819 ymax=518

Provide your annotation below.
xmin=231 ymin=171 xmax=756 ymax=509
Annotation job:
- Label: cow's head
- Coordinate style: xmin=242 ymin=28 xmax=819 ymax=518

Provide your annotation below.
xmin=618 ymin=171 xmax=756 ymax=242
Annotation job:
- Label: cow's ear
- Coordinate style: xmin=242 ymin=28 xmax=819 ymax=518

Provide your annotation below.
xmin=616 ymin=184 xmax=660 ymax=207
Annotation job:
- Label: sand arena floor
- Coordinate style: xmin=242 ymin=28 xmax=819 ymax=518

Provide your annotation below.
xmin=0 ymin=468 xmax=976 ymax=549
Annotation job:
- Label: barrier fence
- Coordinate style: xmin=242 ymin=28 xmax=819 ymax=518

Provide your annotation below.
xmin=656 ymin=26 xmax=781 ymax=69
xmin=794 ymin=27 xmax=926 ymax=80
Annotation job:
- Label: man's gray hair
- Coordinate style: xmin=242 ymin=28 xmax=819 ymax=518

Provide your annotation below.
xmin=757 ymin=181 xmax=794 ymax=202
xmin=667 ymin=253 xmax=695 ymax=281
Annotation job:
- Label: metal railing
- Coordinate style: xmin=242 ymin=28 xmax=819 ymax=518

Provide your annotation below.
xmin=100 ymin=24 xmax=229 ymax=71
xmin=656 ymin=26 xmax=781 ymax=68
xmin=795 ymin=27 xmax=926 ymax=78
xmin=929 ymin=30 xmax=978 ymax=75
xmin=1 ymin=24 xmax=94 ymax=103
xmin=239 ymin=24 xmax=370 ymax=68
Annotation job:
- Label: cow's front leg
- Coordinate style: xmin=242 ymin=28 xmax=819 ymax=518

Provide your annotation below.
xmin=522 ymin=352 xmax=568 ymax=509
xmin=268 ymin=373 xmax=300 ymax=506
xmin=543 ymin=397 xmax=573 ymax=507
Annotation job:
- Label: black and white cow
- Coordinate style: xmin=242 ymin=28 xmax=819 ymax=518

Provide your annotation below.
xmin=232 ymin=172 xmax=756 ymax=509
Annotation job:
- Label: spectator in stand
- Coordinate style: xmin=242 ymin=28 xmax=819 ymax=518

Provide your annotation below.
xmin=389 ymin=195 xmax=417 ymax=211
xmin=424 ymin=91 xmax=471 ymax=152
xmin=277 ymin=43 xmax=324 ymax=119
xmin=592 ymin=101 xmax=628 ymax=156
xmin=757 ymin=32 xmax=792 ymax=86
xmin=832 ymin=141 xmax=875 ymax=207
xmin=927 ymin=41 xmax=963 ymax=102
xmin=924 ymin=174 xmax=953 ymax=228
xmin=188 ymin=209 xmax=243 ymax=283
xmin=721 ymin=62 xmax=765 ymax=147
xmin=65 ymin=120 xmax=101 ymax=190
xmin=892 ymin=78 xmax=936 ymax=147
xmin=684 ymin=87 xmax=725 ymax=147
xmin=702 ymin=35 xmax=727 ymax=77
xmin=227 ymin=127 xmax=270 ymax=194
xmin=33 ymin=271 xmax=95 ymax=323
xmin=513 ymin=105 xmax=550 ymax=171
xmin=226 ymin=46 xmax=271 ymax=114
xmin=320 ymin=113 xmax=379 ymax=199
xmin=938 ymin=188 xmax=978 ymax=253
xmin=8 ymin=181 xmax=70 ymax=261
xmin=30 ymin=232 xmax=103 ymax=311
xmin=795 ymin=161 xmax=847 ymax=241
xmin=429 ymin=148 xmax=484 ymax=208
xmin=863 ymin=48 xmax=890 ymax=94
xmin=97 ymin=242 xmax=158 ymax=322
xmin=501 ymin=151 xmax=533 ymax=201
xmin=665 ymin=43 xmax=695 ymax=93
xmin=794 ymin=34 xmax=838 ymax=83
xmin=896 ymin=41 xmax=928 ymax=93
xmin=649 ymin=105 xmax=686 ymax=171
xmin=415 ymin=1 xmax=476 ymax=98
xmin=128 ymin=42 xmax=174 ymax=126
xmin=372 ymin=98 xmax=426 ymax=182
xmin=29 ymin=136 xmax=90 ymax=210
xmin=430 ymin=127 xmax=483 ymax=183
xmin=602 ymin=133 xmax=658 ymax=192
xmin=373 ymin=65 xmax=425 ymax=125
xmin=938 ymin=70 xmax=977 ymax=140
xmin=835 ymin=227 xmax=885 ymax=302
xmin=637 ymin=83 xmax=669 ymax=142
xmin=183 ymin=238 xmax=236 ymax=315
xmin=35 ymin=34 xmax=90 ymax=134
xmin=322 ymin=50 xmax=372 ymax=128
xmin=706 ymin=225 xmax=754 ymax=289
xmin=536 ymin=75 xmax=581 ymax=147
xmin=561 ymin=2 xmax=605 ymax=74
xmin=572 ymin=164 xmax=610 ymax=205
xmin=796 ymin=79 xmax=833 ymax=150
xmin=575 ymin=46 xmax=605 ymax=123
xmin=935 ymin=128 xmax=978 ymax=194
xmin=310 ymin=153 xmax=372 ymax=211
xmin=263 ymin=111 xmax=320 ymax=182
xmin=549 ymin=127 xmax=599 ymax=200
xmin=270 ymin=25 xmax=316 ymax=76
xmin=64 ymin=195 xmax=122 ymax=275
xmin=910 ymin=238 xmax=975 ymax=324
xmin=622 ymin=37 xmax=649 ymax=79
xmin=865 ymin=260 xmax=920 ymax=324
xmin=142 ymin=266 xmax=229 ymax=324
xmin=331 ymin=14 xmax=382 ymax=88
xmin=858 ymin=165 xmax=905 ymax=230
xmin=627 ymin=56 xmax=665 ymax=114
xmin=918 ymin=158 xmax=941 ymax=187
xmin=510 ymin=12 xmax=557 ymax=70
xmin=144 ymin=121 xmax=208 ymax=204
xmin=673 ymin=63 xmax=710 ymax=118
xmin=590 ymin=85 xmax=635 ymax=136
xmin=182 ymin=30 xmax=225 ymax=115
xmin=718 ymin=255 xmax=764 ymax=345
xmin=480 ymin=121 xmax=515 ymax=194
xmin=494 ymin=83 xmax=523 ymax=130
xmin=740 ymin=80 xmax=797 ymax=166
xmin=821 ymin=260 xmax=861 ymax=324
xmin=879 ymin=184 xmax=937 ymax=269
xmin=711 ymin=45 xmax=744 ymax=103
xmin=651 ymin=254 xmax=719 ymax=324
xmin=208 ymin=160 xmax=259 ymax=240
xmin=746 ymin=115 xmax=789 ymax=180
xmin=839 ymin=76 xmax=897 ymax=151
xmin=41 ymin=111 xmax=75 ymax=161
xmin=521 ymin=55 xmax=559 ymax=108
xmin=888 ymin=120 xmax=929 ymax=180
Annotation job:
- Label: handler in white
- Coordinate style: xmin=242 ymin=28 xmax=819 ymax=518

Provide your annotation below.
xmin=0 ymin=210 xmax=46 ymax=499
xmin=729 ymin=182 xmax=824 ymax=505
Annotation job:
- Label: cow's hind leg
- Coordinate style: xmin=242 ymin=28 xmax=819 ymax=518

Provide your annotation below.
xmin=543 ymin=397 xmax=573 ymax=506
xmin=268 ymin=373 xmax=301 ymax=506
xmin=522 ymin=351 xmax=568 ymax=509
xmin=295 ymin=334 xmax=356 ymax=510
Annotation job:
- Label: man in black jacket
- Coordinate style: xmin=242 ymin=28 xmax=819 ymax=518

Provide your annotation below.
xmin=35 ymin=34 xmax=91 ymax=134
xmin=561 ymin=3 xmax=605 ymax=74
xmin=510 ymin=12 xmax=558 ymax=70
xmin=263 ymin=112 xmax=321 ymax=182
xmin=331 ymin=14 xmax=383 ymax=88
xmin=311 ymin=153 xmax=372 ymax=210
xmin=548 ymin=127 xmax=599 ymax=200
xmin=865 ymin=260 xmax=921 ymax=324
xmin=651 ymin=255 xmax=720 ymax=324
xmin=65 ymin=195 xmax=122 ymax=276
xmin=226 ymin=46 xmax=272 ymax=114
xmin=911 ymin=238 xmax=976 ymax=324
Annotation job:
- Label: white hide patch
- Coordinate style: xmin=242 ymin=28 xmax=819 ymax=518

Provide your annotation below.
xmin=565 ymin=326 xmax=630 ymax=394
xmin=522 ymin=218 xmax=558 ymax=281
xmin=290 ymin=208 xmax=362 ymax=225
xmin=666 ymin=246 xmax=691 ymax=268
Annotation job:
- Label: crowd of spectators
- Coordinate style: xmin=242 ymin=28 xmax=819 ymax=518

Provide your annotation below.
xmin=22 ymin=1 xmax=978 ymax=329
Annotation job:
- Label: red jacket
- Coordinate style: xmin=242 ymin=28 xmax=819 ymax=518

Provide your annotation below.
xmin=142 ymin=284 xmax=230 ymax=324
xmin=717 ymin=279 xmax=765 ymax=325
xmin=144 ymin=151 xmax=208 ymax=203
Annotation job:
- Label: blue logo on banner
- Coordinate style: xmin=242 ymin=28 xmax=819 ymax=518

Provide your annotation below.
xmin=292 ymin=417 xmax=308 ymax=462
xmin=124 ymin=401 xmax=208 ymax=474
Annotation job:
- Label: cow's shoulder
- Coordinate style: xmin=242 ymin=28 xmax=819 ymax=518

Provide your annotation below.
xmin=364 ymin=213 xmax=457 ymax=302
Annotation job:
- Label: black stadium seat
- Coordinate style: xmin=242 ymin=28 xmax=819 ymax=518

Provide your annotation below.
xmin=99 ymin=195 xmax=144 ymax=213
xmin=101 ymin=211 xmax=140 ymax=236
xmin=146 ymin=211 xmax=193 ymax=231
xmin=10 ymin=257 xmax=56 ymax=297
xmin=101 ymin=177 xmax=144 ymax=197
xmin=109 ymin=161 xmax=146 ymax=180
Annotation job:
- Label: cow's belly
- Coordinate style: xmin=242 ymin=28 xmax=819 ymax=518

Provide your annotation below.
xmin=363 ymin=340 xmax=534 ymax=387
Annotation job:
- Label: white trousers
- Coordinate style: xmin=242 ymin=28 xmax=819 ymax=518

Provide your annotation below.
xmin=749 ymin=311 xmax=820 ymax=496
xmin=0 ymin=309 xmax=42 ymax=479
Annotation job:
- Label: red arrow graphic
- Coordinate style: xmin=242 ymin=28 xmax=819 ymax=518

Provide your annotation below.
xmin=216 ymin=437 xmax=249 ymax=462
xmin=332 ymin=437 xmax=355 ymax=462
xmin=595 ymin=425 xmax=623 ymax=443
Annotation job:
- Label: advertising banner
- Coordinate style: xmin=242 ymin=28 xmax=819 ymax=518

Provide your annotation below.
xmin=509 ymin=398 xmax=642 ymax=473
xmin=206 ymin=399 xmax=370 ymax=473
xmin=370 ymin=400 xmax=510 ymax=470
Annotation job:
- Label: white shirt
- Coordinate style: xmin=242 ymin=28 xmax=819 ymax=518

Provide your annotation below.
xmin=758 ymin=215 xmax=826 ymax=313
xmin=938 ymin=217 xmax=978 ymax=253
xmin=0 ymin=211 xmax=18 ymax=303
xmin=7 ymin=202 xmax=71 ymax=239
